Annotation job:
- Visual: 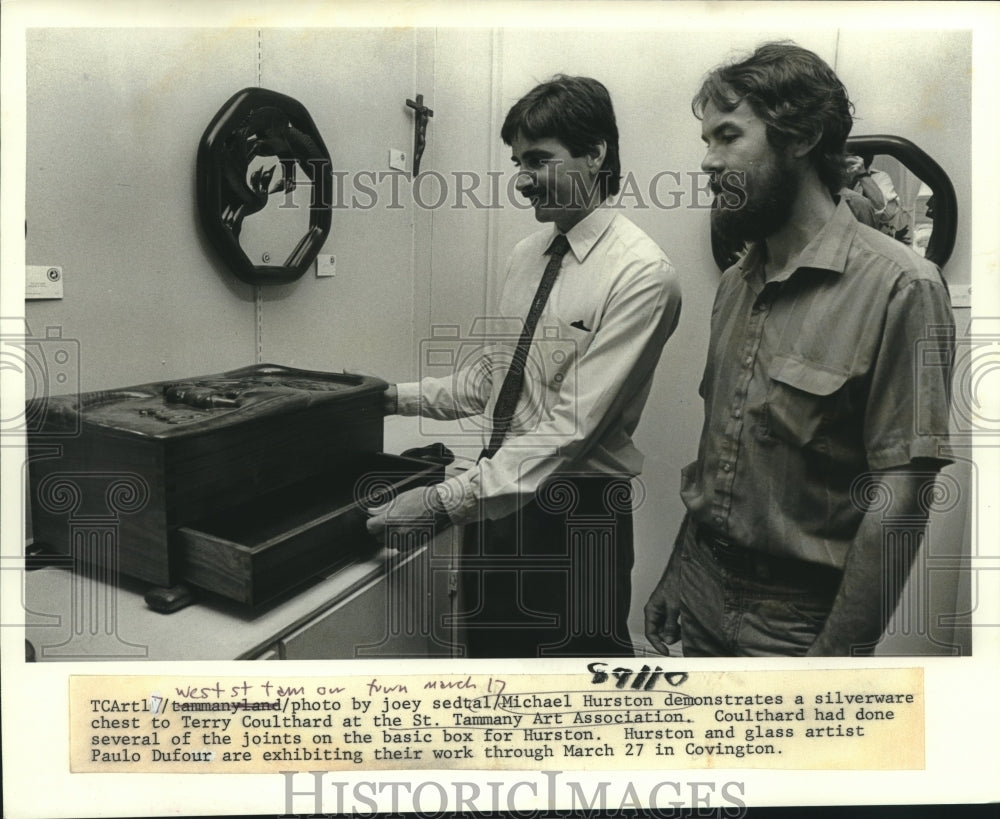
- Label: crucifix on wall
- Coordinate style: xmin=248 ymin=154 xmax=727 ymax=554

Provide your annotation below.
xmin=405 ymin=94 xmax=433 ymax=177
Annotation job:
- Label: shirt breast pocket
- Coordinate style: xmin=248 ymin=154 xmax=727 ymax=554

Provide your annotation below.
xmin=763 ymin=354 xmax=851 ymax=449
xmin=533 ymin=313 xmax=594 ymax=389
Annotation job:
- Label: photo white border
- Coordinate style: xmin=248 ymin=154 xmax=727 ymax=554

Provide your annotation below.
xmin=2 ymin=1 xmax=998 ymax=815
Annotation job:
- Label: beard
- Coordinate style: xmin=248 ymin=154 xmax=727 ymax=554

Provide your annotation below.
xmin=710 ymin=152 xmax=800 ymax=245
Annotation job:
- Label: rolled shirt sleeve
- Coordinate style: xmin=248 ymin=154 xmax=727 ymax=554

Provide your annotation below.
xmin=864 ymin=276 xmax=954 ymax=469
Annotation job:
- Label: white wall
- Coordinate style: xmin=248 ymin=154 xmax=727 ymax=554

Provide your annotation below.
xmin=835 ymin=29 xmax=971 ymax=286
xmin=26 ymin=29 xmax=260 ymax=388
xmin=26 ymin=28 xmax=436 ymax=387
xmin=258 ymin=28 xmax=427 ymax=377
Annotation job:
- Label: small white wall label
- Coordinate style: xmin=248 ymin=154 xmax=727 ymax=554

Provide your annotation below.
xmin=26 ymin=266 xmax=64 ymax=300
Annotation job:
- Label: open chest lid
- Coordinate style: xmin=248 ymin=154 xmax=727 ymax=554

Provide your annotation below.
xmin=31 ymin=364 xmax=388 ymax=440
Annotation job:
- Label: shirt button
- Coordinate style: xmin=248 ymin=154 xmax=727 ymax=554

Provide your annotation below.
xmin=733 ymin=407 xmax=742 ymax=418
xmin=722 ymin=463 xmax=732 ymax=472
xmin=714 ymin=516 xmax=724 ymax=527
xmin=744 ymin=356 xmax=753 ymax=367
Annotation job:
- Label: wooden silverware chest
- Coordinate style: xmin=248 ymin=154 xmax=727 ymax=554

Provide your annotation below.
xmin=28 ymin=364 xmax=442 ymax=607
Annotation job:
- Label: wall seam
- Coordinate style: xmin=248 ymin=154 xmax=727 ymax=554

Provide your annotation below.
xmin=486 ymin=27 xmax=504 ymax=318
xmin=255 ymin=29 xmax=263 ymax=365
xmin=412 ymin=29 xmax=422 ymax=381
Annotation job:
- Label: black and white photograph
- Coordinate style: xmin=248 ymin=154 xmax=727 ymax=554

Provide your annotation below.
xmin=1 ymin=1 xmax=997 ymax=816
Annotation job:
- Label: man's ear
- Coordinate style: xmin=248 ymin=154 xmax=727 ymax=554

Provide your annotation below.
xmin=587 ymin=140 xmax=608 ymax=174
xmin=789 ymin=128 xmax=822 ymax=160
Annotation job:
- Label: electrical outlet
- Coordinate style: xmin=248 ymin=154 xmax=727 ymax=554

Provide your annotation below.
xmin=948 ymin=283 xmax=971 ymax=308
xmin=389 ymin=149 xmax=408 ymax=172
xmin=316 ymin=254 xmax=336 ymax=278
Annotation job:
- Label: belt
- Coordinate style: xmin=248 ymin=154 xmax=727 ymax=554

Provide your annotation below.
xmin=694 ymin=523 xmax=842 ymax=588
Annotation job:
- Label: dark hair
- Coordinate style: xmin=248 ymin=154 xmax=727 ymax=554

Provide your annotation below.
xmin=692 ymin=41 xmax=855 ymax=194
xmin=501 ymin=75 xmax=621 ymax=199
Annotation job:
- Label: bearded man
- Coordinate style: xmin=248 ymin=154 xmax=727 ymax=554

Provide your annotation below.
xmin=644 ymin=42 xmax=954 ymax=657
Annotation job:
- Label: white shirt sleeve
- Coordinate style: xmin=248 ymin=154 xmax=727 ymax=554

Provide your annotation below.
xmin=395 ymin=359 xmax=493 ymax=420
xmin=434 ymin=257 xmax=681 ymax=524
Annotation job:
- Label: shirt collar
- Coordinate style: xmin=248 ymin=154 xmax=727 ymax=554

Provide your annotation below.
xmin=738 ymin=198 xmax=858 ymax=285
xmin=547 ymin=206 xmax=616 ymax=263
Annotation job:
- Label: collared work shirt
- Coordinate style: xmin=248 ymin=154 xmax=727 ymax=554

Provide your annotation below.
xmin=397 ymin=207 xmax=681 ymax=524
xmin=680 ymin=199 xmax=954 ymax=569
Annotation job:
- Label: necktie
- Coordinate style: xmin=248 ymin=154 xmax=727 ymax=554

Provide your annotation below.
xmin=480 ymin=233 xmax=571 ymax=461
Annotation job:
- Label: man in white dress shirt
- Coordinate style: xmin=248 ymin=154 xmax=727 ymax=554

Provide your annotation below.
xmin=369 ymin=75 xmax=681 ymax=657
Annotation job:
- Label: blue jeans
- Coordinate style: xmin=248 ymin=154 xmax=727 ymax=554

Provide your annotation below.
xmin=678 ymin=520 xmax=842 ymax=657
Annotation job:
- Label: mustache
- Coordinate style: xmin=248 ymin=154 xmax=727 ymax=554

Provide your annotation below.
xmin=709 ymin=170 xmax=750 ymax=211
xmin=520 ymin=185 xmax=600 ymax=208
xmin=708 ymin=170 xmax=747 ymax=196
